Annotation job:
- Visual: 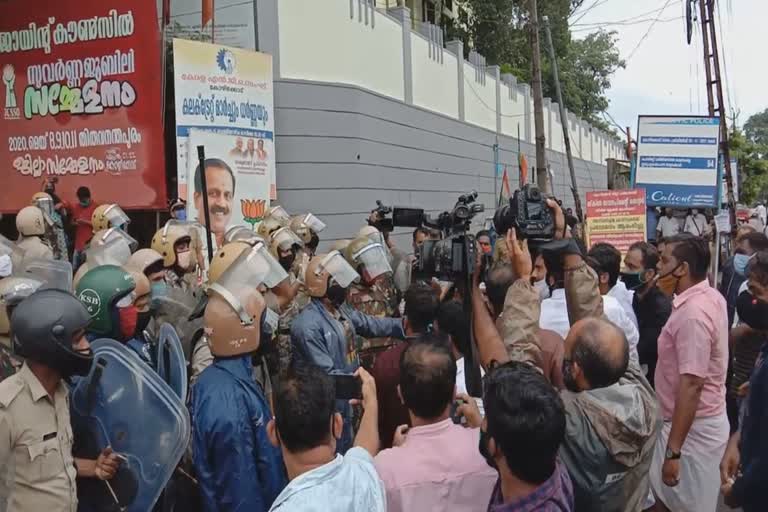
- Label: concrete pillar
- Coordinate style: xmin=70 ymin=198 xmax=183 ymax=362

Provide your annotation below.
xmin=390 ymin=6 xmax=413 ymax=105
xmin=521 ymin=84 xmax=531 ymax=143
xmin=446 ymin=40 xmax=465 ymax=121
xmin=256 ymin=0 xmax=281 ymax=78
xmin=489 ymin=65 xmax=501 ymax=134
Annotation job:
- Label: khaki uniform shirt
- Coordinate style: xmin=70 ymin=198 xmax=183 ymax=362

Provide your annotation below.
xmin=0 ymin=364 xmax=78 ymax=512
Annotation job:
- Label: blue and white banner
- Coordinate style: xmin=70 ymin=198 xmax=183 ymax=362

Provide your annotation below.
xmin=634 ymin=116 xmax=721 ymax=208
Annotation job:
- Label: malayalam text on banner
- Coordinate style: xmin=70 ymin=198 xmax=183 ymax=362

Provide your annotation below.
xmin=586 ymin=189 xmax=647 ymax=255
xmin=0 ymin=0 xmax=166 ymax=211
xmin=172 ymin=39 xmax=276 ymax=202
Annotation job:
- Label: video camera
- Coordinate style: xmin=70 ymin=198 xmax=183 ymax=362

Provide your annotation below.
xmin=493 ymin=184 xmax=555 ymax=241
xmin=369 ymin=200 xmax=393 ymax=233
xmin=388 ymin=191 xmax=485 ymax=281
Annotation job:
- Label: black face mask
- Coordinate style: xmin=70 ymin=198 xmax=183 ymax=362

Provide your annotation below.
xmin=279 ymin=253 xmax=296 ymax=272
xmin=478 ymin=428 xmax=497 ymax=469
xmin=326 ymin=283 xmax=347 ymax=308
xmin=562 ymin=358 xmax=580 ymax=392
xmin=135 ymin=311 xmax=152 ymax=337
xmin=736 ymin=291 xmax=768 ymax=331
xmin=620 ymin=271 xmax=646 ymax=291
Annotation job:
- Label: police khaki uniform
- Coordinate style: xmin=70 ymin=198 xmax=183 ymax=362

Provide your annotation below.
xmin=343 ymin=235 xmax=399 ymax=370
xmin=15 ymin=206 xmax=54 ymax=260
xmin=0 ymin=290 xmax=101 ymax=512
xmin=151 ymin=221 xmax=200 ymax=292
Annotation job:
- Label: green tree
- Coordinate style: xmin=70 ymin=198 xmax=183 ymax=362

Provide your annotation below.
xmin=744 ymin=108 xmax=768 ymax=150
xmin=730 ymin=126 xmax=768 ymax=204
xmin=451 ymin=0 xmax=624 ymax=136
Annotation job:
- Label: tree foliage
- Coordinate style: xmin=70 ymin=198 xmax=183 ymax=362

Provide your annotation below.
xmin=734 ymin=109 xmax=768 ymax=204
xmin=449 ymin=0 xmax=624 ymax=137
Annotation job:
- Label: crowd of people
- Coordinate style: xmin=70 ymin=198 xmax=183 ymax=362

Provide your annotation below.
xmin=0 ymin=181 xmax=767 ymax=512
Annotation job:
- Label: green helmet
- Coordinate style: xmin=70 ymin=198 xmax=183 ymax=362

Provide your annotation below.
xmin=75 ymin=265 xmax=135 ymax=337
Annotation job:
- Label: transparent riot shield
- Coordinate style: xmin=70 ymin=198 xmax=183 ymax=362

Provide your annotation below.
xmin=156 ymin=323 xmax=188 ymax=401
xmin=70 ymin=339 xmax=190 ymax=512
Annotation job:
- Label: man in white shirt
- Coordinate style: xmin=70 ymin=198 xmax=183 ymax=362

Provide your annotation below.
xmin=588 ymin=243 xmax=638 ymax=328
xmin=540 ymin=245 xmax=640 ymax=365
xmin=267 ymin=365 xmax=385 ymax=511
xmin=657 ymin=208 xmax=682 ymax=240
xmin=683 ymin=209 xmax=709 ymax=237
xmin=756 ymin=202 xmax=766 ymax=227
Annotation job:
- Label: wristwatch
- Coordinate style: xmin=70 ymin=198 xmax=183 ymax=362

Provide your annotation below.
xmin=665 ymin=447 xmax=682 ymax=460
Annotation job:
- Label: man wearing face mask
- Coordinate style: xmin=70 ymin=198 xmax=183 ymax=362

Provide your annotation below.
xmin=344 ymin=235 xmax=399 ymax=370
xmin=719 ymin=232 xmax=768 ymax=327
xmin=720 ymin=250 xmax=768 ymax=511
xmin=649 ymin=233 xmax=729 ymax=512
xmin=623 ymin=241 xmax=672 ymax=386
xmin=683 ymin=208 xmax=709 ymax=237
xmin=0 ymin=289 xmax=121 ymax=512
xmin=291 ymin=251 xmax=406 ymax=454
xmin=190 ymin=261 xmax=287 ymax=512
xmin=75 ymin=265 xmax=142 ymax=346
xmin=122 ymin=270 xmax=154 ymax=364
xmin=657 ymin=208 xmax=682 ymax=240
xmin=151 ymin=221 xmax=200 ymax=291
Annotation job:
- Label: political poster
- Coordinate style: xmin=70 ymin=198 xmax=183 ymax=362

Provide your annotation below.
xmin=634 ymin=116 xmax=721 ymax=208
xmin=172 ymin=39 xmax=275 ymax=203
xmin=186 ymin=129 xmax=270 ymax=250
xmin=586 ymin=189 xmax=647 ymax=256
xmin=0 ymin=0 xmax=166 ymax=212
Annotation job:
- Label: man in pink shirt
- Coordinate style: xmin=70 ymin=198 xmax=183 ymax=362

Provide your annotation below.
xmin=649 ymin=234 xmax=729 ymax=512
xmin=374 ymin=338 xmax=496 ymax=512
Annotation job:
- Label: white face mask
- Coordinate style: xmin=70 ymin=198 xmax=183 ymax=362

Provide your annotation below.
xmin=534 ymin=279 xmax=550 ymax=301
xmin=176 ymin=250 xmax=192 ymax=270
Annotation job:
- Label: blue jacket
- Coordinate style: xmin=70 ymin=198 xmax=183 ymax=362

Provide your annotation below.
xmin=290 ymin=299 xmax=405 ymax=452
xmin=190 ymin=356 xmax=286 ymax=512
xmin=290 ymin=299 xmax=405 ymax=373
xmin=733 ymin=342 xmax=768 ymax=512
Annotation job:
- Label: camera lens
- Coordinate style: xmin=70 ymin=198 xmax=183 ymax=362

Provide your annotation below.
xmin=528 ymin=187 xmax=541 ymax=201
xmin=493 ymin=205 xmax=512 ymax=235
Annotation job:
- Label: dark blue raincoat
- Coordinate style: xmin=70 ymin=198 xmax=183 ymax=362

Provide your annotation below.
xmin=190 ymin=355 xmax=286 ymax=512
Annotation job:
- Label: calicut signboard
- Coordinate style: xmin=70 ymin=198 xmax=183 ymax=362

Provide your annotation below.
xmin=634 ymin=116 xmax=721 ymax=208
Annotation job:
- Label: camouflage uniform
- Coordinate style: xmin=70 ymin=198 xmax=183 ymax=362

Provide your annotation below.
xmin=346 ymin=278 xmax=400 ymax=371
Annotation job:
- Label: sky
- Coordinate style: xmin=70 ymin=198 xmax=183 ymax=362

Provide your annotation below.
xmin=572 ymin=0 xmax=764 ymax=136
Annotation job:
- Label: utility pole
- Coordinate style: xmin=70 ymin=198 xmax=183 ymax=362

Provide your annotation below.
xmin=542 ymin=16 xmax=583 ymax=222
xmin=699 ymin=0 xmax=736 ymax=230
xmin=529 ymin=0 xmax=549 ymax=193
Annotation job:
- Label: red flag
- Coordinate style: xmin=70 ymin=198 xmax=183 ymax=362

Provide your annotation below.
xmin=202 ymin=0 xmax=213 ymax=28
xmin=498 ymin=166 xmax=511 ymax=208
xmin=519 ymin=153 xmax=529 ymax=186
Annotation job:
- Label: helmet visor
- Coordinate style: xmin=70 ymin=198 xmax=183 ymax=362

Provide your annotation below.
xmin=96 ymin=227 xmax=138 ymax=252
xmin=318 ymin=251 xmax=359 ymax=288
xmin=271 ymin=227 xmax=304 ymax=251
xmin=19 ymin=258 xmax=73 ymax=292
xmin=104 ymin=204 xmax=130 ymax=228
xmin=224 ymin=225 xmax=265 ymax=246
xmin=33 ymin=197 xmax=54 ymax=218
xmin=353 ymin=243 xmax=392 ymax=281
xmin=87 ymin=237 xmax=133 ymax=267
xmin=303 ymin=213 xmax=326 ymax=233
xmin=216 ymin=242 xmax=289 ymax=293
xmin=0 ymin=277 xmax=44 ymax=307
xmin=269 ymin=205 xmax=291 ymax=225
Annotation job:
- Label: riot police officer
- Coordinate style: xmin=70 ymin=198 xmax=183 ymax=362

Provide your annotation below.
xmin=0 ymin=276 xmax=43 ymax=381
xmin=343 ymin=235 xmax=399 ymax=369
xmin=16 ymin=206 xmax=54 ymax=260
xmin=190 ymin=251 xmax=287 ymax=510
xmin=151 ymin=221 xmax=200 ymax=291
xmin=0 ymin=289 xmax=120 ymax=512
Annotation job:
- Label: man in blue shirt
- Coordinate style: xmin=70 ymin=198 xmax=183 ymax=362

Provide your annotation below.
xmin=191 ymin=274 xmax=286 ymax=511
xmin=720 ymin=250 xmax=768 ymax=512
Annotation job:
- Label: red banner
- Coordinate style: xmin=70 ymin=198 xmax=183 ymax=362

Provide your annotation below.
xmin=0 ymin=0 xmax=166 ymax=212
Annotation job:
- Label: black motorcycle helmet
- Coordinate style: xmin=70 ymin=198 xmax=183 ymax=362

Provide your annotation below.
xmin=12 ymin=289 xmax=94 ymax=377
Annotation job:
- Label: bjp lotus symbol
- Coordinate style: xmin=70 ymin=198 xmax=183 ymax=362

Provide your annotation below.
xmin=241 ymin=199 xmax=266 ymax=229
